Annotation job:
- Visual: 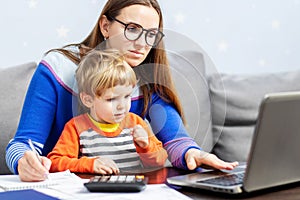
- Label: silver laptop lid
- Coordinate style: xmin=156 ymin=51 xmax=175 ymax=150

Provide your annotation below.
xmin=244 ymin=91 xmax=300 ymax=192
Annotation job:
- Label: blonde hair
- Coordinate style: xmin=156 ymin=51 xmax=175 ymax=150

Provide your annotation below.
xmin=76 ymin=49 xmax=137 ymax=109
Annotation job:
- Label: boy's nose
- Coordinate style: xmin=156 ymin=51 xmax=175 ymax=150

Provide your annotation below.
xmin=117 ymin=103 xmax=124 ymax=110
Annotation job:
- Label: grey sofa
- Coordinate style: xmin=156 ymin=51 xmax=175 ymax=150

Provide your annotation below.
xmin=1 ymin=51 xmax=300 ymax=174
xmin=0 ymin=62 xmax=36 ymax=174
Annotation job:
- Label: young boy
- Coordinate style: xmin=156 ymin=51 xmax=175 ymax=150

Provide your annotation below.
xmin=47 ymin=49 xmax=168 ymax=174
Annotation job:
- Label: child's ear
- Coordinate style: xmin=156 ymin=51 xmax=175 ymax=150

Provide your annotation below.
xmin=80 ymin=93 xmax=94 ymax=108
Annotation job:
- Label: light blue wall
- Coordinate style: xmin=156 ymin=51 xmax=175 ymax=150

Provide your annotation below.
xmin=1 ymin=0 xmax=299 ymax=74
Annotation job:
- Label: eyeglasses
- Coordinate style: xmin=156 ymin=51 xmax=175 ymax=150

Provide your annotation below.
xmin=108 ymin=16 xmax=164 ymax=47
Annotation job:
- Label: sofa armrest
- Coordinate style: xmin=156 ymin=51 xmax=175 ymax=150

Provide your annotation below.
xmin=0 ymin=62 xmax=37 ymax=174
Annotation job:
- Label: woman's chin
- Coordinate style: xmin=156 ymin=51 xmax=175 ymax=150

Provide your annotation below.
xmin=125 ymin=57 xmax=144 ymax=68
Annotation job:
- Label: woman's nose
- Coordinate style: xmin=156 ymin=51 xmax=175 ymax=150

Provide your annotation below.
xmin=134 ymin=33 xmax=147 ymax=47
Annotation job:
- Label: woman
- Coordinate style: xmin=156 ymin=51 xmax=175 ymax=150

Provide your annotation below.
xmin=6 ymin=0 xmax=238 ymax=182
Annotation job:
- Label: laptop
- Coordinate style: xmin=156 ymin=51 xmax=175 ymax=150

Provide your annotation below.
xmin=167 ymin=91 xmax=300 ymax=194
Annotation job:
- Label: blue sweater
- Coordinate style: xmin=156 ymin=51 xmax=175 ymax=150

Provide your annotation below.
xmin=6 ymin=50 xmax=200 ymax=174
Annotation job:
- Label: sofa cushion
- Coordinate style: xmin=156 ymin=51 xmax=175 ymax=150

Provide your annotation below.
xmin=168 ymin=50 xmax=213 ymax=152
xmin=0 ymin=62 xmax=37 ymax=174
xmin=209 ymin=70 xmax=300 ymax=162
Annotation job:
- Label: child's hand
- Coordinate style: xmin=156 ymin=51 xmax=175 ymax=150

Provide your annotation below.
xmin=93 ymin=157 xmax=119 ymax=174
xmin=131 ymin=125 xmax=149 ymax=148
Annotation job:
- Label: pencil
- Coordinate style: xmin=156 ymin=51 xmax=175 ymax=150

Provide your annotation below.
xmin=28 ymin=139 xmax=50 ymax=180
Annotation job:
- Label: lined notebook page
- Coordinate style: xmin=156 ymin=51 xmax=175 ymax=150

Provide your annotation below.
xmin=0 ymin=170 xmax=75 ymax=191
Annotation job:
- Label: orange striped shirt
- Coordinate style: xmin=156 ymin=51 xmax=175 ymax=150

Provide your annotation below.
xmin=47 ymin=113 xmax=168 ymax=173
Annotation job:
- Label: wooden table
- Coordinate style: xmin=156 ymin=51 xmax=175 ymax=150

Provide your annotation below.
xmin=78 ymin=166 xmax=300 ymax=200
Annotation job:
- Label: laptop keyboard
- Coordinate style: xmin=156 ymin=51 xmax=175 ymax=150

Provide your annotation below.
xmin=197 ymin=172 xmax=245 ymax=186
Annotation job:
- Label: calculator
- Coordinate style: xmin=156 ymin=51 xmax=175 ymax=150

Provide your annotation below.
xmin=84 ymin=175 xmax=147 ymax=192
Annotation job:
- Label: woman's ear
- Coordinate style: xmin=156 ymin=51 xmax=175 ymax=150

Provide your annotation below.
xmin=80 ymin=92 xmax=94 ymax=108
xmin=99 ymin=15 xmax=110 ymax=39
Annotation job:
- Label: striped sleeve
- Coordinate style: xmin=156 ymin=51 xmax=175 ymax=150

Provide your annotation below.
xmin=6 ymin=140 xmax=43 ymax=174
xmin=146 ymin=93 xmax=202 ymax=169
xmin=164 ymin=138 xmax=200 ymax=169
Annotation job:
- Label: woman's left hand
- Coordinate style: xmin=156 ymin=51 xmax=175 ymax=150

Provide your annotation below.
xmin=185 ymin=148 xmax=239 ymax=170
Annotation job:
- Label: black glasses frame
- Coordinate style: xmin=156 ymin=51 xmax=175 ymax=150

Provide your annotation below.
xmin=107 ymin=16 xmax=164 ymax=47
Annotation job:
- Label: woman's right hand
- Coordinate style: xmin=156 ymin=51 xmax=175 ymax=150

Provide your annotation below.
xmin=93 ymin=157 xmax=119 ymax=175
xmin=18 ymin=151 xmax=51 ymax=182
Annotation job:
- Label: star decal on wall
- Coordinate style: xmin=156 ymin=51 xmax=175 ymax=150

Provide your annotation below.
xmin=56 ymin=25 xmax=70 ymax=38
xmin=23 ymin=42 xmax=28 ymax=47
xmin=258 ymin=59 xmax=267 ymax=66
xmin=218 ymin=40 xmax=229 ymax=52
xmin=174 ymin=12 xmax=186 ymax=24
xmin=271 ymin=20 xmax=281 ymax=30
xmin=28 ymin=0 xmax=38 ymax=8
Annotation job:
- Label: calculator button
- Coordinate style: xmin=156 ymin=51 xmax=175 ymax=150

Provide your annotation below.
xmin=135 ymin=175 xmax=145 ymax=182
xmin=117 ymin=175 xmax=126 ymax=182
xmin=126 ymin=175 xmax=135 ymax=182
xmin=100 ymin=176 xmax=110 ymax=182
xmin=107 ymin=176 xmax=118 ymax=182
xmin=91 ymin=176 xmax=100 ymax=182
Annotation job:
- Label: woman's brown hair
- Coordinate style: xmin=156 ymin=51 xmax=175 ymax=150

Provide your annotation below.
xmin=47 ymin=0 xmax=186 ymax=123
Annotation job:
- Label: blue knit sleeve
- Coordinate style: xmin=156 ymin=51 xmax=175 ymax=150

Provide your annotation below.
xmin=6 ymin=63 xmax=59 ymax=174
xmin=146 ymin=93 xmax=201 ymax=169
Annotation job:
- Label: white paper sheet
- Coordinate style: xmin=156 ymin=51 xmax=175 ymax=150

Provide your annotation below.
xmin=35 ymin=178 xmax=192 ymax=200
